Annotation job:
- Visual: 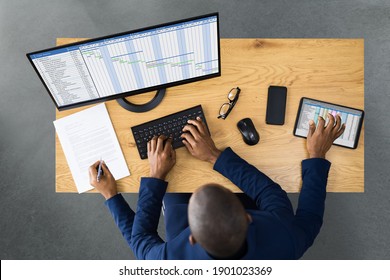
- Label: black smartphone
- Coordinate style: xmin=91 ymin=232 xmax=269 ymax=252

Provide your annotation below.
xmin=265 ymin=86 xmax=287 ymax=125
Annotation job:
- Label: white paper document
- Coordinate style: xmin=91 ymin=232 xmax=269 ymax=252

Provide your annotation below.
xmin=54 ymin=103 xmax=130 ymax=193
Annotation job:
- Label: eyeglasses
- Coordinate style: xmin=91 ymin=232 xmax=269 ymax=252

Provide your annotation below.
xmin=218 ymin=87 xmax=241 ymax=119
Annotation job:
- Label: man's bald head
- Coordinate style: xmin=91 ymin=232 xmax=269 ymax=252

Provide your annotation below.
xmin=188 ymin=183 xmax=249 ymax=258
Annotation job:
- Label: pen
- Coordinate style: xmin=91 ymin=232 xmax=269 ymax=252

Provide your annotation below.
xmin=97 ymin=158 xmax=103 ymax=182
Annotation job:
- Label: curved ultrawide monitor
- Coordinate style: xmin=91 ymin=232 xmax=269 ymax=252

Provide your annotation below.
xmin=27 ymin=13 xmax=220 ymax=111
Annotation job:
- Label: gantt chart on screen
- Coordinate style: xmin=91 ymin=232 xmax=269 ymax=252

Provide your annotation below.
xmin=30 ymin=15 xmax=219 ymax=106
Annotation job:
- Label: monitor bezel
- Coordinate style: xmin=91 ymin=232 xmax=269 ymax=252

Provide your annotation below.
xmin=26 ymin=12 xmax=221 ymax=111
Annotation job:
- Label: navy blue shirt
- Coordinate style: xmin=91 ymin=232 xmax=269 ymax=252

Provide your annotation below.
xmin=105 ymin=147 xmax=331 ymax=259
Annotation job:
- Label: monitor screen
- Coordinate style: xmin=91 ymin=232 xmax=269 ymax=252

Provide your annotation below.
xmin=27 ymin=13 xmax=220 ymax=110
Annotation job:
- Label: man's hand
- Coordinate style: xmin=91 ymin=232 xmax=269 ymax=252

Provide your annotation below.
xmin=147 ymin=135 xmax=176 ymax=180
xmin=307 ymin=113 xmax=346 ymax=159
xmin=89 ymin=161 xmax=117 ymax=200
xmin=181 ymin=117 xmax=221 ymax=164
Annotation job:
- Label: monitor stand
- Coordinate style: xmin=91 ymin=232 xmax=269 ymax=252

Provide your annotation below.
xmin=116 ymin=88 xmax=166 ymax=113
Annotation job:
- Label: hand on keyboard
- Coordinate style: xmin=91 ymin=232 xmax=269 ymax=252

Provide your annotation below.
xmin=131 ymin=105 xmax=210 ymax=159
xmin=147 ymin=135 xmax=176 ymax=180
xmin=181 ymin=117 xmax=221 ymax=164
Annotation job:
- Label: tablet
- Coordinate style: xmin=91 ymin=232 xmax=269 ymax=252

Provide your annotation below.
xmin=293 ymin=97 xmax=364 ymax=149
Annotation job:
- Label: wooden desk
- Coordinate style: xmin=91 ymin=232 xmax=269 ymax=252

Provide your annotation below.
xmin=56 ymin=38 xmax=364 ymax=193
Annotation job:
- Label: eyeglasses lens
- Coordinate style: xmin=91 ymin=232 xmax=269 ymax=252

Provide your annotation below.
xmin=228 ymin=88 xmax=239 ymax=101
xmin=219 ymin=103 xmax=230 ymax=115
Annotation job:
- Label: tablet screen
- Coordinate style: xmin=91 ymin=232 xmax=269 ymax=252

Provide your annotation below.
xmin=294 ymin=98 xmax=364 ymax=148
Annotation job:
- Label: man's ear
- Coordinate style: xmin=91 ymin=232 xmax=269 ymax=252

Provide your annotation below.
xmin=246 ymin=213 xmax=252 ymax=224
xmin=189 ymin=234 xmax=197 ymax=246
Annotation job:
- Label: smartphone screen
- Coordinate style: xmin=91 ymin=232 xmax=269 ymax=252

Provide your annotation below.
xmin=266 ymin=86 xmax=287 ymax=125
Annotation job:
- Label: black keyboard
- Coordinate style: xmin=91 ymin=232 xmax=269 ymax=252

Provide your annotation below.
xmin=131 ymin=105 xmax=210 ymax=159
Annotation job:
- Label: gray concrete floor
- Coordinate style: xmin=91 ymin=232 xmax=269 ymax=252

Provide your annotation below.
xmin=1 ymin=0 xmax=389 ymax=259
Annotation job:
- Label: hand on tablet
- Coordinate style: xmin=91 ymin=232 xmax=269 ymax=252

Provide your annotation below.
xmin=306 ymin=113 xmax=346 ymax=159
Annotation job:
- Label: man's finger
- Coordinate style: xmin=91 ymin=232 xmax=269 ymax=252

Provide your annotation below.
xmin=181 ymin=132 xmax=196 ymax=146
xmin=187 ymin=118 xmax=206 ymax=135
xmin=89 ymin=161 xmax=100 ymax=176
xmin=197 ymin=117 xmax=210 ymax=135
xmin=333 ymin=114 xmax=342 ymax=132
xmin=316 ymin=116 xmax=325 ymax=132
xmin=163 ymin=137 xmax=173 ymax=153
xmin=307 ymin=120 xmax=316 ymax=138
xmin=325 ymin=113 xmax=335 ymax=131
xmin=150 ymin=136 xmax=158 ymax=151
xmin=182 ymin=139 xmax=193 ymax=153
xmin=334 ymin=123 xmax=346 ymax=140
xmin=89 ymin=166 xmax=97 ymax=177
xmin=156 ymin=135 xmax=167 ymax=151
xmin=182 ymin=124 xmax=200 ymax=140
xmin=147 ymin=140 xmax=151 ymax=155
xmin=101 ymin=162 xmax=112 ymax=177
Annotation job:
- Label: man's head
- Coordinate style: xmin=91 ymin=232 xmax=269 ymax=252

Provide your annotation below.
xmin=188 ymin=183 xmax=250 ymax=258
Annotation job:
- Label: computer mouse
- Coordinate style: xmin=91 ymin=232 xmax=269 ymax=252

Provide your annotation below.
xmin=237 ymin=118 xmax=260 ymax=146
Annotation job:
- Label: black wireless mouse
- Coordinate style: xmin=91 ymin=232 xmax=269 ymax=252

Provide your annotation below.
xmin=237 ymin=118 xmax=260 ymax=146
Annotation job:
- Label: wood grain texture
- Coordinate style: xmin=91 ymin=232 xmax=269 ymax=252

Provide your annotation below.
xmin=55 ymin=38 xmax=364 ymax=193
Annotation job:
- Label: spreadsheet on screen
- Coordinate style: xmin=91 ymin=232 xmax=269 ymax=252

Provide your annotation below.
xmin=295 ymin=99 xmax=363 ymax=148
xmin=29 ymin=15 xmax=219 ymax=107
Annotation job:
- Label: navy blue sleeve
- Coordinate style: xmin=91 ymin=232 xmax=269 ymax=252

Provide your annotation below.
xmin=214 ymin=147 xmax=293 ymax=214
xmin=130 ymin=177 xmax=167 ymax=260
xmin=292 ymin=158 xmax=331 ymax=258
xmin=105 ymin=194 xmax=135 ymax=248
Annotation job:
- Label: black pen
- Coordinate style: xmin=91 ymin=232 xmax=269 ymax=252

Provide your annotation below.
xmin=97 ymin=158 xmax=103 ymax=182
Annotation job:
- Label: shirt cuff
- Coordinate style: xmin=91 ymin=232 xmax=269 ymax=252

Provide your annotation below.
xmin=213 ymin=147 xmax=234 ymax=171
xmin=302 ymin=157 xmax=331 ymax=166
xmin=302 ymin=158 xmax=331 ymax=175
xmin=104 ymin=193 xmax=128 ymax=211
xmin=140 ymin=177 xmax=169 ymax=197
xmin=141 ymin=177 xmax=168 ymax=184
